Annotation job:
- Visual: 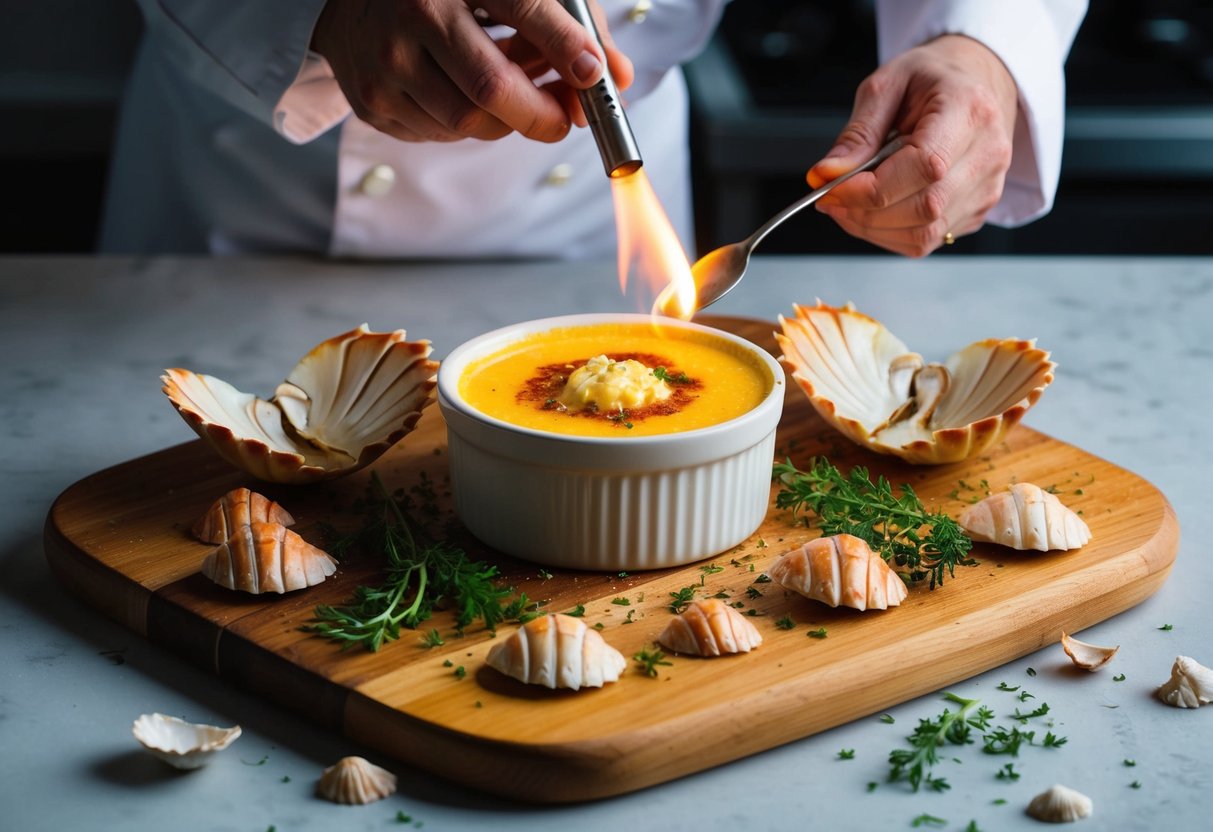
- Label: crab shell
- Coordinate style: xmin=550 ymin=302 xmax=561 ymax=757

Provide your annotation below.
xmin=776 ymin=302 xmax=1055 ymax=464
xmin=162 ymin=325 xmax=438 ymax=484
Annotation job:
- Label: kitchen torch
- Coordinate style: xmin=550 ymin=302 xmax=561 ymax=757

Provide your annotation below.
xmin=559 ymin=0 xmax=643 ymax=178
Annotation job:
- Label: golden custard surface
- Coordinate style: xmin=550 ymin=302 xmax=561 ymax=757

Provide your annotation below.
xmin=460 ymin=323 xmax=772 ymax=437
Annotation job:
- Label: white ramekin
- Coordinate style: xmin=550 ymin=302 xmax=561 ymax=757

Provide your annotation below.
xmin=437 ymin=313 xmax=785 ymax=571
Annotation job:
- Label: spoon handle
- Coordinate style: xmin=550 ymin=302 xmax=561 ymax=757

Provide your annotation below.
xmin=745 ymin=136 xmax=905 ymax=252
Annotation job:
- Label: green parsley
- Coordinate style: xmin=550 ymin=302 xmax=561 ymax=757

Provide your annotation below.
xmin=668 ymin=585 xmax=696 ymax=614
xmin=1010 ymin=702 xmax=1050 ymax=723
xmin=1026 ymin=667 xmax=1037 ymax=677
xmin=395 ymin=812 xmax=412 ymax=823
xmin=611 ymin=596 xmax=631 ymax=606
xmin=420 ymin=628 xmax=445 ymax=648
xmin=888 ymin=693 xmax=993 ymax=792
xmin=995 ymin=762 xmax=1020 ymax=781
xmin=280 ymin=775 xmax=290 ymax=783
xmin=995 ymin=682 xmax=1020 ymax=692
xmin=1017 ymin=690 xmax=1035 ymax=702
xmin=753 ymin=573 xmax=772 ymax=584
xmin=982 ymin=725 xmax=1034 ymax=756
xmin=652 ymin=366 xmax=690 ymax=384
xmin=774 ymin=458 xmax=976 ymax=588
xmin=807 ymin=627 xmax=828 ymax=639
xmin=1123 ymin=759 xmax=1136 ymax=767
xmin=242 ymin=754 xmax=269 ymax=766
xmin=633 ymin=644 xmax=672 ymax=678
xmin=1041 ymin=731 xmax=1068 ymax=748
xmin=442 ymin=659 xmax=453 ymax=667
xmin=745 ymin=586 xmax=763 ymax=600
xmin=866 ymin=782 xmax=878 ymax=792
xmin=624 ymin=609 xmax=636 ymax=624
xmin=880 ymin=714 xmax=896 ymax=724
xmin=308 ymin=473 xmax=519 ymax=651
xmin=838 ymin=748 xmax=855 ymax=760
xmin=453 ymin=665 xmax=466 ymax=679
xmin=774 ymin=616 xmax=795 ymax=630
xmin=565 ymin=603 xmax=586 ymax=617
xmin=910 ymin=814 xmax=947 ymax=828
xmin=1113 ymin=673 xmax=1126 ymax=682
xmin=992 ymin=798 xmax=1007 ymax=806
xmin=1130 ymin=780 xmax=1142 ymax=789
xmin=1159 ymin=623 xmax=1174 ymax=631
xmin=700 ymin=564 xmax=725 ymax=575
xmin=538 ymin=568 xmax=554 ymax=581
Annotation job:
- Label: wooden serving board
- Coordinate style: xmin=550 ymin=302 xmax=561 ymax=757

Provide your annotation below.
xmin=44 ymin=317 xmax=1178 ymax=802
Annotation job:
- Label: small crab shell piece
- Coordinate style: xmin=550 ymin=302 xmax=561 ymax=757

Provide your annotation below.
xmin=1157 ymin=656 xmax=1213 ymax=708
xmin=162 ymin=324 xmax=438 ymax=484
xmin=200 ymin=521 xmax=337 ymax=594
xmin=486 ymin=613 xmax=627 ymax=690
xmin=1026 ymin=784 xmax=1093 ymax=823
xmin=960 ymin=483 xmax=1091 ymax=551
xmin=316 ymin=756 xmax=397 ymax=805
xmin=132 ymin=713 xmax=241 ymax=770
xmin=776 ymin=302 xmax=1055 ymax=464
xmin=768 ymin=534 xmax=908 ymax=611
xmin=1060 ymin=632 xmax=1119 ymax=672
xmin=192 ymin=487 xmax=295 ymax=544
xmin=658 ymin=598 xmax=762 ymax=657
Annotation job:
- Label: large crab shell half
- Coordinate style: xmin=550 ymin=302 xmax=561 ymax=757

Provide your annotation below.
xmin=162 ymin=325 xmax=438 ymax=484
xmin=776 ymin=302 xmax=1055 ymax=464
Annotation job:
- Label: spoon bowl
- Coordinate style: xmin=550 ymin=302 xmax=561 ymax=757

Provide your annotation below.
xmin=670 ymin=136 xmax=904 ymax=316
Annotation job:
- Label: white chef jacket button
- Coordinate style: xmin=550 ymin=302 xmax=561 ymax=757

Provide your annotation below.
xmin=543 ymin=163 xmax=574 ymax=187
xmin=358 ymin=164 xmax=397 ymax=197
xmin=628 ymin=0 xmax=652 ymax=23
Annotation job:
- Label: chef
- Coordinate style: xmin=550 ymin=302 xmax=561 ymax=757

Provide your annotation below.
xmin=100 ymin=0 xmax=1086 ymax=259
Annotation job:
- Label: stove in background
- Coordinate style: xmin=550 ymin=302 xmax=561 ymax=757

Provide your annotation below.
xmin=687 ymin=0 xmax=1213 ymax=255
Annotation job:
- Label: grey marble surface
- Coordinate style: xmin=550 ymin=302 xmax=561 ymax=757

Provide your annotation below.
xmin=2 ymin=255 xmax=1209 ymax=831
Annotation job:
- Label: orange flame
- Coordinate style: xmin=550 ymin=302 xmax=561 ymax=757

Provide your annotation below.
xmin=609 ymin=169 xmax=696 ymax=320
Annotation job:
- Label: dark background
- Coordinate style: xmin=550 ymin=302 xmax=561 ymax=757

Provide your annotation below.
xmin=2 ymin=0 xmax=1211 ymax=255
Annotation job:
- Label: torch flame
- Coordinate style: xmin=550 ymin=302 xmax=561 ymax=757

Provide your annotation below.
xmin=610 ymin=169 xmax=697 ymax=320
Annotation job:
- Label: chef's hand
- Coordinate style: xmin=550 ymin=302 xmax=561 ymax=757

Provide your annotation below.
xmin=312 ymin=0 xmax=634 ymax=144
xmin=807 ymin=35 xmax=1019 ymax=257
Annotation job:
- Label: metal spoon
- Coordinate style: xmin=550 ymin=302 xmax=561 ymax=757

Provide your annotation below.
xmin=671 ymin=136 xmax=904 ymax=316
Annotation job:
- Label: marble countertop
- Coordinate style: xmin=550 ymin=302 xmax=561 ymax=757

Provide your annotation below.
xmin=2 ymin=255 xmax=1209 ymax=831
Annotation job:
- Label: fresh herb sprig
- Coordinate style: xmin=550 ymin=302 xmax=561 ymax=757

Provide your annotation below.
xmin=774 ymin=457 xmax=976 ymax=588
xmin=307 ymin=473 xmax=518 ymax=651
xmin=887 ymin=693 xmax=994 ymax=792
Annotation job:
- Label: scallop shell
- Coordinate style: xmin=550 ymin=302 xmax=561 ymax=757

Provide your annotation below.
xmin=200 ymin=521 xmax=337 ymax=594
xmin=131 ymin=713 xmax=241 ymax=770
xmin=316 ymin=756 xmax=397 ymax=805
xmin=1059 ymin=631 xmax=1118 ymax=671
xmin=192 ymin=487 xmax=295 ymax=544
xmin=658 ymin=598 xmax=762 ymax=656
xmin=1157 ymin=655 xmax=1213 ymax=708
xmin=1026 ymin=784 xmax=1093 ymax=823
xmin=776 ymin=301 xmax=1054 ymax=464
xmin=959 ymin=483 xmax=1091 ymax=551
xmin=486 ymin=613 xmax=627 ymax=690
xmin=163 ymin=324 xmax=438 ymax=484
xmin=768 ymin=534 xmax=908 ymax=611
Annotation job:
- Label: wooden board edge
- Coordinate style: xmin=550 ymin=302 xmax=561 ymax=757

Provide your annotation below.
xmin=43 ymin=497 xmax=151 ymax=637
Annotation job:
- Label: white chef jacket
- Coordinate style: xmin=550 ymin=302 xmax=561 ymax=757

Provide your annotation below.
xmin=99 ymin=0 xmax=1085 ymax=258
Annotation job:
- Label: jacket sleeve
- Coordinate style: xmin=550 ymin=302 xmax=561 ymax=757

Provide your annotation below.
xmin=875 ymin=0 xmax=1088 ymax=227
xmin=136 ymin=0 xmax=349 ymax=144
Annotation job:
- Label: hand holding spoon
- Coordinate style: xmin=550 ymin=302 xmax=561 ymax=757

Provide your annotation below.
xmin=667 ymin=136 xmax=904 ymax=316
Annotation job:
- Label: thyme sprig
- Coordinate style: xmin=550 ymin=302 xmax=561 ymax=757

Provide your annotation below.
xmin=307 ymin=473 xmax=519 ymax=651
xmin=774 ymin=457 xmax=976 ymax=588
xmin=887 ymin=693 xmax=994 ymax=792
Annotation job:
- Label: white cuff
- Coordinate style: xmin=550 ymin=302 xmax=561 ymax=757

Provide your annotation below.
xmin=273 ymin=51 xmax=351 ymax=145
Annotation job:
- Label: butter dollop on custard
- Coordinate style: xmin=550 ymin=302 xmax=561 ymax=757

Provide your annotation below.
xmin=559 ymin=355 xmax=672 ymax=413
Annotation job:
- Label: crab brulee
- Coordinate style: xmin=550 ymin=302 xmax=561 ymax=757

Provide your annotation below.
xmin=458 ymin=322 xmax=773 ymax=437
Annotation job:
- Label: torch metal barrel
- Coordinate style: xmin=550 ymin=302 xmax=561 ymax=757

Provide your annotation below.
xmin=559 ymin=0 xmax=643 ymax=178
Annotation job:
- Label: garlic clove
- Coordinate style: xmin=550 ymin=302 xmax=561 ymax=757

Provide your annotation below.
xmin=1060 ymin=632 xmax=1119 ymax=671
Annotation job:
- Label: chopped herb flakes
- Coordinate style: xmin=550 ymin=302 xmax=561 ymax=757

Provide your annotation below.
xmin=1159 ymin=623 xmax=1174 ymax=631
xmin=633 ymin=644 xmax=672 ymax=678
xmin=774 ymin=616 xmax=795 ymax=630
xmin=565 ymin=603 xmax=586 ymax=617
xmin=1113 ymin=673 xmax=1126 ymax=682
xmin=807 ymin=627 xmax=828 ymax=639
xmin=837 ymin=748 xmax=855 ymax=760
